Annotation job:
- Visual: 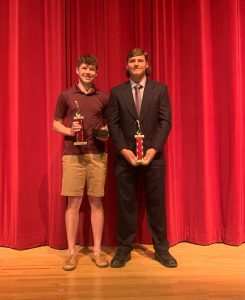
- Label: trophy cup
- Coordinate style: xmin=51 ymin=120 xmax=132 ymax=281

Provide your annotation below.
xmin=134 ymin=120 xmax=145 ymax=165
xmin=73 ymin=100 xmax=87 ymax=146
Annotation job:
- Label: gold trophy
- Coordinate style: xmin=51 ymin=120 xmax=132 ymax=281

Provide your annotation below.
xmin=73 ymin=100 xmax=87 ymax=146
xmin=134 ymin=120 xmax=144 ymax=164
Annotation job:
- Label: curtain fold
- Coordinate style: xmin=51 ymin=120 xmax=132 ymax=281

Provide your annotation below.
xmin=0 ymin=0 xmax=244 ymax=249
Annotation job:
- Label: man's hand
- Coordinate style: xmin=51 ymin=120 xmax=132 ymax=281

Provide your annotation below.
xmin=71 ymin=121 xmax=81 ymax=136
xmin=142 ymin=148 xmax=158 ymax=165
xmin=121 ymin=149 xmax=138 ymax=166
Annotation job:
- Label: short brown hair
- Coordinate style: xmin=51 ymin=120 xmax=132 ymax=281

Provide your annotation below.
xmin=76 ymin=54 xmax=98 ymax=70
xmin=126 ymin=48 xmax=151 ymax=77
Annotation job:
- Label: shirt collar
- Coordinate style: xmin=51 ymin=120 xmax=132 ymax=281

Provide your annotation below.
xmin=130 ymin=76 xmax=147 ymax=89
xmin=74 ymin=83 xmax=97 ymax=95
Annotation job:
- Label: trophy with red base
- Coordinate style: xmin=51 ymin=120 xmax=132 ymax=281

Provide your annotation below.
xmin=134 ymin=120 xmax=145 ymax=165
xmin=73 ymin=100 xmax=87 ymax=146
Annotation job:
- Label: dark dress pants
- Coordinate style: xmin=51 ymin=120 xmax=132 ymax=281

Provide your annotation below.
xmin=115 ymin=156 xmax=169 ymax=254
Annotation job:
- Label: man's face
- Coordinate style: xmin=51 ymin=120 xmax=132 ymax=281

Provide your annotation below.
xmin=127 ymin=55 xmax=148 ymax=78
xmin=76 ymin=63 xmax=97 ymax=85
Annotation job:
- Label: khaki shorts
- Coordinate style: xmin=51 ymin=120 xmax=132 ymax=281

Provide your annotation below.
xmin=61 ymin=153 xmax=107 ymax=197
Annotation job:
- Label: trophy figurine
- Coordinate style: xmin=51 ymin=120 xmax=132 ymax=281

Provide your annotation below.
xmin=134 ymin=120 xmax=145 ymax=164
xmin=73 ymin=100 xmax=87 ymax=146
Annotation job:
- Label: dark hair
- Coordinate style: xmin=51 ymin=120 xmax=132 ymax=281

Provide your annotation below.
xmin=126 ymin=48 xmax=151 ymax=77
xmin=76 ymin=54 xmax=98 ymax=70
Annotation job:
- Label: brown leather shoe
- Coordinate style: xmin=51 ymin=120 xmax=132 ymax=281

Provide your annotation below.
xmin=63 ymin=254 xmax=77 ymax=271
xmin=92 ymin=252 xmax=109 ymax=268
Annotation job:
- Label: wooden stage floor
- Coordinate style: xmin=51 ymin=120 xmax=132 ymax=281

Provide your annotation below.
xmin=0 ymin=243 xmax=245 ymax=300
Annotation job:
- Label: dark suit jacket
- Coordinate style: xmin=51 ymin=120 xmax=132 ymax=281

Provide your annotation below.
xmin=106 ymin=79 xmax=171 ymax=156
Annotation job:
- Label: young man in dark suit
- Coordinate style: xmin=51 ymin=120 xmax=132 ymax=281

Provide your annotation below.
xmin=106 ymin=48 xmax=177 ymax=268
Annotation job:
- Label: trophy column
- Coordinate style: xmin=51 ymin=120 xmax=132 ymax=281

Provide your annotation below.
xmin=134 ymin=120 xmax=145 ymax=164
xmin=74 ymin=100 xmax=87 ymax=146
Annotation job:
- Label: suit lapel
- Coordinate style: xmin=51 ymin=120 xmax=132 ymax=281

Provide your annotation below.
xmin=121 ymin=82 xmax=138 ymax=119
xmin=139 ymin=79 xmax=154 ymax=122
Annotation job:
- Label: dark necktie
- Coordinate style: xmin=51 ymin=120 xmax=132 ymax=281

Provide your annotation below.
xmin=134 ymin=84 xmax=142 ymax=117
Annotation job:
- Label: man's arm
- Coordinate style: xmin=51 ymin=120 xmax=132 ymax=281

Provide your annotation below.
xmin=142 ymin=85 xmax=171 ymax=165
xmin=52 ymin=119 xmax=78 ymax=136
xmin=151 ymin=85 xmax=172 ymax=151
xmin=106 ymin=89 xmax=128 ymax=153
xmin=106 ymin=89 xmax=137 ymax=165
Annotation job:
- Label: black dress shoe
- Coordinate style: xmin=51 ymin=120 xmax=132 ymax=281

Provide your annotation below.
xmin=110 ymin=249 xmax=131 ymax=268
xmin=155 ymin=251 xmax=177 ymax=268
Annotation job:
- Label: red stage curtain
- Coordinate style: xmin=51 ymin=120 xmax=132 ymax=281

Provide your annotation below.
xmin=0 ymin=0 xmax=244 ymax=249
